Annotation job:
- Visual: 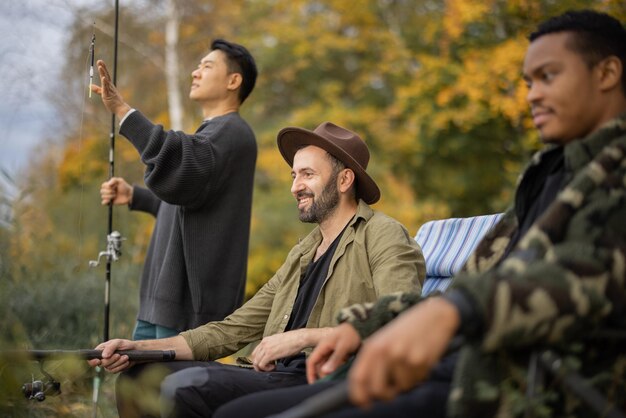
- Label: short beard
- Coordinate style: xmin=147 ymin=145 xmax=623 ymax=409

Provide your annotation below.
xmin=298 ymin=172 xmax=340 ymax=224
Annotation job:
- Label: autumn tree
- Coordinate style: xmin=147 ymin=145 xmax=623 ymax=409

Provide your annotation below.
xmin=2 ymin=1 xmax=625 ymax=414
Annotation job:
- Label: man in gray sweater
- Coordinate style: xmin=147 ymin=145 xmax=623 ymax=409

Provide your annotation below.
xmin=93 ymin=39 xmax=258 ymax=339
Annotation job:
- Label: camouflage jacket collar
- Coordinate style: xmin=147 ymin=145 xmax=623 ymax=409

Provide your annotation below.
xmin=564 ymin=111 xmax=626 ymax=172
xmin=516 ymin=112 xmax=626 ymax=191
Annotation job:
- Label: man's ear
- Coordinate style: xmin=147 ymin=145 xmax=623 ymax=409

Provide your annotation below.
xmin=596 ymin=56 xmax=623 ymax=92
xmin=338 ymin=169 xmax=356 ymax=193
xmin=227 ymin=73 xmax=243 ymax=92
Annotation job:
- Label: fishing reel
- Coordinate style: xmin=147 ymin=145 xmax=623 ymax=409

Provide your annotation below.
xmin=89 ymin=230 xmax=125 ymax=267
xmin=22 ymin=378 xmax=61 ymax=402
xmin=21 ymin=361 xmax=61 ymax=402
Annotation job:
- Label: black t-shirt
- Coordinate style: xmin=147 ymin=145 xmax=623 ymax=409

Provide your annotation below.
xmin=445 ymin=147 xmax=566 ymax=338
xmin=277 ymin=225 xmax=347 ymax=370
xmin=505 ymin=147 xmax=565 ymax=257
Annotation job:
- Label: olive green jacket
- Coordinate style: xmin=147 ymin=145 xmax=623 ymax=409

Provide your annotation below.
xmin=181 ymin=200 xmax=425 ymax=361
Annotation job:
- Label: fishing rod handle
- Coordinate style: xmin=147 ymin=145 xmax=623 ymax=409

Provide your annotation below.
xmin=85 ymin=349 xmax=176 ymax=361
xmin=22 ymin=349 xmax=176 ymax=362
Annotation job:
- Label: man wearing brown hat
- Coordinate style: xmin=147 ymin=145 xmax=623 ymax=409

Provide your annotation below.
xmin=89 ymin=121 xmax=425 ymax=418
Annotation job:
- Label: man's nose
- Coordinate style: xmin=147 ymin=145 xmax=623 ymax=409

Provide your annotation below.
xmin=526 ymin=82 xmax=542 ymax=104
xmin=291 ymin=177 xmax=304 ymax=195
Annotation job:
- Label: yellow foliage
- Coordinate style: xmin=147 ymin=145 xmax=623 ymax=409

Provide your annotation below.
xmin=444 ymin=0 xmax=493 ymax=40
xmin=120 ymin=138 xmax=142 ymax=163
xmin=438 ymin=38 xmax=526 ymax=117
xmin=375 ymin=171 xmax=451 ymax=234
xmin=58 ymin=135 xmax=107 ymax=191
xmin=257 ymin=148 xmax=290 ymax=180
xmin=10 ymin=1 xmax=626 ymax=370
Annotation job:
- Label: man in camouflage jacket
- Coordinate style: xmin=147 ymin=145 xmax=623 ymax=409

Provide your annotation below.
xmin=301 ymin=9 xmax=626 ymax=418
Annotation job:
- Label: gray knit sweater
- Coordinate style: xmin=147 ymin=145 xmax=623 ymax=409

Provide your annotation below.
xmin=121 ymin=110 xmax=257 ymax=331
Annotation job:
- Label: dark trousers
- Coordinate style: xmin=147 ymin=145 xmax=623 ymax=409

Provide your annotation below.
xmin=115 ymin=361 xmax=308 ymax=418
xmin=214 ymin=352 xmax=457 ymax=418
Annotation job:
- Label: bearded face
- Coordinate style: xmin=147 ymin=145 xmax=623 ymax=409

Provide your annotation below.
xmin=296 ymin=168 xmax=340 ymax=224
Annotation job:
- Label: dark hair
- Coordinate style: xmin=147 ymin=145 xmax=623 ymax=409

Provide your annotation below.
xmin=210 ymin=39 xmax=258 ymax=104
xmin=529 ymin=10 xmax=626 ymax=95
xmin=325 ymin=151 xmax=357 ymax=201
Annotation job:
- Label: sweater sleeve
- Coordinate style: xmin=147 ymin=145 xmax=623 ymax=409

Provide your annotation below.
xmin=128 ymin=185 xmax=161 ymax=217
xmin=119 ymin=111 xmax=255 ymax=209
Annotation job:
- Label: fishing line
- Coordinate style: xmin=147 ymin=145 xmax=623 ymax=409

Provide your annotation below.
xmin=73 ymin=23 xmax=97 ymax=273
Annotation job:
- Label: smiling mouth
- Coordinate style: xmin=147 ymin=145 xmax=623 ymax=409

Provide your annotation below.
xmin=534 ymin=115 xmax=548 ymax=127
xmin=297 ymin=197 xmax=311 ymax=209
xmin=532 ymin=110 xmax=552 ymax=128
xmin=296 ymin=193 xmax=314 ymax=209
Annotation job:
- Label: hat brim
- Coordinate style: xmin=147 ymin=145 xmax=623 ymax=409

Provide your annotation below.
xmin=277 ymin=127 xmax=381 ymax=204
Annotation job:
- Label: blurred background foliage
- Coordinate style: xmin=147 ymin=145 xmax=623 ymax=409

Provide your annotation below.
xmin=1 ymin=0 xmax=625 ymax=416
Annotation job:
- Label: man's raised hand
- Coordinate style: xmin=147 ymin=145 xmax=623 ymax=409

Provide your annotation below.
xmin=90 ymin=59 xmax=131 ymax=119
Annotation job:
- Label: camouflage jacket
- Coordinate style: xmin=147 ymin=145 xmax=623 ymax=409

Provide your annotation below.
xmin=338 ymin=113 xmax=626 ymax=417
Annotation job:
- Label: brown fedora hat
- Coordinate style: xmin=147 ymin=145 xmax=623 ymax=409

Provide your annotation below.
xmin=277 ymin=122 xmax=380 ymax=204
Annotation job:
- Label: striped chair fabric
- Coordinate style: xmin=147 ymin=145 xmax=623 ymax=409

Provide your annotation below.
xmin=415 ymin=213 xmax=503 ymax=296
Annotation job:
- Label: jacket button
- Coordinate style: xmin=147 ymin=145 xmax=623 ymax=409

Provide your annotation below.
xmin=283 ymin=314 xmax=289 ymax=319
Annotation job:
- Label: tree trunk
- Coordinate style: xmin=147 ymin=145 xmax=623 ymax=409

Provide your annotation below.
xmin=164 ymin=0 xmax=183 ymax=130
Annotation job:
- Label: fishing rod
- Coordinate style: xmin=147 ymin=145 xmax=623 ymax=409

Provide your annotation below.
xmin=1 ymin=350 xmax=175 ymax=402
xmin=87 ymin=1 xmax=122 ymax=416
xmin=10 ymin=349 xmax=176 ymax=362
xmin=88 ymin=0 xmax=122 ymax=345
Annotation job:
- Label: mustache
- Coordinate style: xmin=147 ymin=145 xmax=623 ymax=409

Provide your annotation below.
xmin=296 ymin=191 xmax=314 ymax=200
